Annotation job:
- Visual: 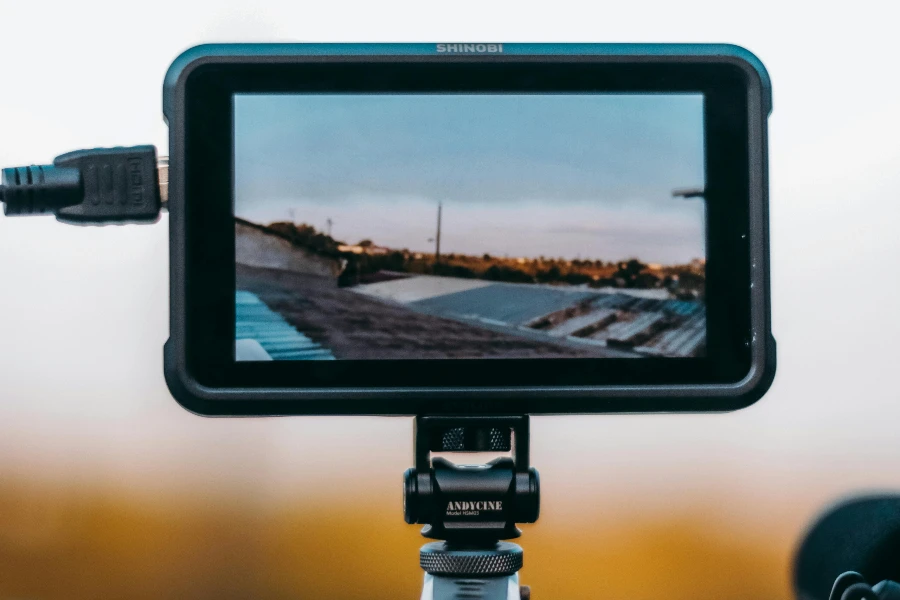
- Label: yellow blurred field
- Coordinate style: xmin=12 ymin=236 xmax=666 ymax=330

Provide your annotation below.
xmin=0 ymin=473 xmax=790 ymax=600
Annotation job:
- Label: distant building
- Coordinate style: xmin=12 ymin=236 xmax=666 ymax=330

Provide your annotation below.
xmin=337 ymin=244 xmax=391 ymax=255
xmin=236 ymin=218 xmax=344 ymax=279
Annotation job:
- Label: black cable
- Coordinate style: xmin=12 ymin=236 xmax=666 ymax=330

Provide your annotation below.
xmin=0 ymin=145 xmax=162 ymax=225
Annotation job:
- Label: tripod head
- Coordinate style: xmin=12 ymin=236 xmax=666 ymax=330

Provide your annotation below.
xmin=404 ymin=416 xmax=540 ymax=543
xmin=404 ymin=416 xmax=539 ymax=597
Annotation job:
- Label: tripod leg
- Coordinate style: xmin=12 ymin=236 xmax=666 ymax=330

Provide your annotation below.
xmin=421 ymin=573 xmax=520 ymax=600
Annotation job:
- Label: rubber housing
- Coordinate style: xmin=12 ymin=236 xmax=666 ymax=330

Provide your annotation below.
xmin=162 ymin=43 xmax=775 ymax=416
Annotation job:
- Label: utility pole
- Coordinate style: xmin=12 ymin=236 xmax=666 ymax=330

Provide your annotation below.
xmin=326 ymin=218 xmax=333 ymax=237
xmin=435 ymin=201 xmax=442 ymax=264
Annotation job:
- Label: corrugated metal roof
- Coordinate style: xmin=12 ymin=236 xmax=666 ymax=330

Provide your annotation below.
xmin=399 ymin=279 xmax=706 ymax=358
xmin=545 ymin=308 xmax=618 ymax=338
xmin=411 ymin=283 xmax=599 ymax=326
xmin=635 ymin=311 xmax=706 ymax=357
xmin=602 ymin=312 xmax=668 ymax=346
xmin=236 ymin=275 xmax=706 ymax=360
xmin=235 ymin=291 xmax=335 ymax=361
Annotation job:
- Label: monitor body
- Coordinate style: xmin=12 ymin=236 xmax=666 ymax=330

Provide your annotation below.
xmin=162 ymin=43 xmax=775 ymax=416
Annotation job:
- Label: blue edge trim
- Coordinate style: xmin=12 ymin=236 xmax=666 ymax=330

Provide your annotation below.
xmin=163 ymin=43 xmax=772 ymax=118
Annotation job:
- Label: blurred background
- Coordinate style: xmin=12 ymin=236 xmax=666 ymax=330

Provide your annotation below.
xmin=1 ymin=1 xmax=899 ymax=598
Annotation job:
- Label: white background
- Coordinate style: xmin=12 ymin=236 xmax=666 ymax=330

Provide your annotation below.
xmin=1 ymin=0 xmax=899 ymax=596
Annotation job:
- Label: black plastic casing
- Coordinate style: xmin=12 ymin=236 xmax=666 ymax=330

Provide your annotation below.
xmin=162 ymin=43 xmax=775 ymax=416
xmin=55 ymin=146 xmax=161 ymax=225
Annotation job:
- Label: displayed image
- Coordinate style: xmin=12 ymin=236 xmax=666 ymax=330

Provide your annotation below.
xmin=234 ymin=94 xmax=707 ymax=361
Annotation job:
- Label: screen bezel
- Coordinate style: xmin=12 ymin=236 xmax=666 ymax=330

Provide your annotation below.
xmin=170 ymin=51 xmax=772 ymax=415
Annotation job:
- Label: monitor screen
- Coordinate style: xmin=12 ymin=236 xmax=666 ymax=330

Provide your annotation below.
xmin=233 ymin=93 xmax=706 ymax=362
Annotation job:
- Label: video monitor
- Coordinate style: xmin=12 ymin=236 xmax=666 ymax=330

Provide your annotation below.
xmin=163 ymin=45 xmax=774 ymax=414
